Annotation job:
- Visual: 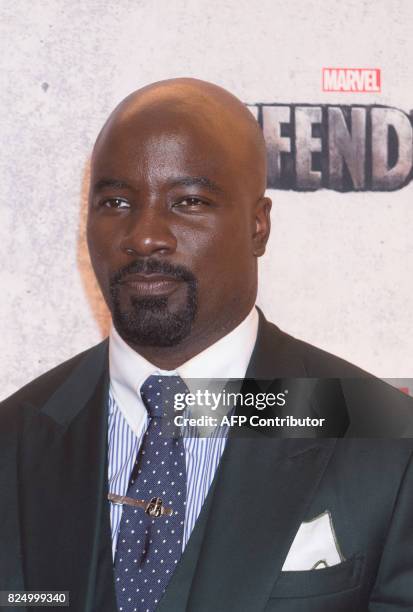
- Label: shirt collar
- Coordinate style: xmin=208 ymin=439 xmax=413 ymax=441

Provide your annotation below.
xmin=177 ymin=306 xmax=258 ymax=380
xmin=109 ymin=306 xmax=259 ymax=435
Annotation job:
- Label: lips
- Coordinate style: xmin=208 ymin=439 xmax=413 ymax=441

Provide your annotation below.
xmin=120 ymin=274 xmax=183 ymax=296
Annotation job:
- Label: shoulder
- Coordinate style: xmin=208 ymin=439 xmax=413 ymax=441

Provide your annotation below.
xmin=279 ymin=329 xmax=369 ymax=378
xmin=256 ymin=312 xmax=413 ymax=435
xmin=259 ymin=314 xmax=370 ymax=378
xmin=0 ymin=340 xmax=109 ymax=418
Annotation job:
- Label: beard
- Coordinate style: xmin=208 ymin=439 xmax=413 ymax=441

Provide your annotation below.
xmin=109 ymin=259 xmax=198 ymax=347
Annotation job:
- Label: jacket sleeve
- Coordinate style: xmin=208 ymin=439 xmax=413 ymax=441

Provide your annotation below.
xmin=369 ymin=450 xmax=413 ymax=610
xmin=0 ymin=402 xmax=26 ymax=591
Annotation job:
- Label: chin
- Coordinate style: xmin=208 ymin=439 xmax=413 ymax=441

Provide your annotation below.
xmin=113 ymin=296 xmax=197 ymax=348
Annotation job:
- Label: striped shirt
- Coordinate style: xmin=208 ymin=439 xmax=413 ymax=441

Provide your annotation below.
xmin=107 ymin=390 xmax=228 ymax=559
xmin=107 ymin=307 xmax=259 ymax=561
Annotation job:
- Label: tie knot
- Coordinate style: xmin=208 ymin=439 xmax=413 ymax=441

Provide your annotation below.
xmin=140 ymin=374 xmax=186 ymax=418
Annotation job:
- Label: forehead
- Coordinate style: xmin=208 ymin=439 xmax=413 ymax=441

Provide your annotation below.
xmin=91 ymin=107 xmax=241 ymax=189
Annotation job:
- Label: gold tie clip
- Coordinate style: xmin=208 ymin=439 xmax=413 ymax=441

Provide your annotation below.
xmin=108 ymin=493 xmax=173 ymax=518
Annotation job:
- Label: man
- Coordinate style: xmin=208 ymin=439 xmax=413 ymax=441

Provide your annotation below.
xmin=1 ymin=78 xmax=413 ymax=611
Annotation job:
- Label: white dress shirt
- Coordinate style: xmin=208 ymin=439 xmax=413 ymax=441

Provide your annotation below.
xmin=107 ymin=306 xmax=259 ymax=558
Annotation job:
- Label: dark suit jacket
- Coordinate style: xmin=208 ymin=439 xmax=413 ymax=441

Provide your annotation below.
xmin=1 ymin=311 xmax=413 ymax=611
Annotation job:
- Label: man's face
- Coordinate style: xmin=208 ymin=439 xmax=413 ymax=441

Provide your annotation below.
xmin=87 ymin=105 xmax=269 ymax=351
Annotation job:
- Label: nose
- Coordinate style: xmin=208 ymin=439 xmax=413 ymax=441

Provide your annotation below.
xmin=120 ymin=206 xmax=177 ymax=258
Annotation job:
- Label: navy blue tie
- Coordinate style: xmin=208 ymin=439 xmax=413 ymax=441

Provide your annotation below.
xmin=114 ymin=375 xmax=187 ymax=612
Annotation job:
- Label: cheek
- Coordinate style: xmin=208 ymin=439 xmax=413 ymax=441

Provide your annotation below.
xmin=87 ymin=215 xmax=118 ymax=253
xmin=176 ymin=225 xmax=226 ymax=272
xmin=86 ymin=219 xmax=121 ymax=281
xmin=176 ymin=218 xmax=252 ymax=284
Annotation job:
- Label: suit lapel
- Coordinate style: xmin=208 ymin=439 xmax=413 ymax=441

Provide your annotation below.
xmin=245 ymin=308 xmax=307 ymax=379
xmin=185 ymin=312 xmax=337 ymax=610
xmin=187 ymin=434 xmax=336 ymax=611
xmin=18 ymin=341 xmax=116 ymax=611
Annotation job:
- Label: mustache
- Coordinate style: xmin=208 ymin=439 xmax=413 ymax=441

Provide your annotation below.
xmin=109 ymin=258 xmax=198 ymax=287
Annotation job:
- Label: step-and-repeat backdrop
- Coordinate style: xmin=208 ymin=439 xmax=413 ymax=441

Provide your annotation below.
xmin=1 ymin=0 xmax=412 ymax=398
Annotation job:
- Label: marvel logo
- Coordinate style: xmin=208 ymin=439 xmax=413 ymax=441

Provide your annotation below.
xmin=322 ymin=68 xmax=381 ymax=92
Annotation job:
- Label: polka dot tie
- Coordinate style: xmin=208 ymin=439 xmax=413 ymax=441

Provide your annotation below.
xmin=114 ymin=375 xmax=187 ymax=612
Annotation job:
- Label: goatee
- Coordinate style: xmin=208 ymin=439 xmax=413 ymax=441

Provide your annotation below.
xmin=109 ymin=259 xmax=198 ymax=347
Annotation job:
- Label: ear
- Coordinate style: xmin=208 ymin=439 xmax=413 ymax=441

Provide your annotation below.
xmin=252 ymin=196 xmax=272 ymax=256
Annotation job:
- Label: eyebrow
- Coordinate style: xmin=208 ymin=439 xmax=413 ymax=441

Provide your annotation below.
xmin=169 ymin=176 xmax=224 ymax=194
xmin=92 ymin=175 xmax=225 ymax=194
xmin=93 ymin=178 xmax=133 ymax=191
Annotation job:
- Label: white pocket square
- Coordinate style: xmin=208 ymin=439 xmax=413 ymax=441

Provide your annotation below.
xmin=282 ymin=510 xmax=344 ymax=571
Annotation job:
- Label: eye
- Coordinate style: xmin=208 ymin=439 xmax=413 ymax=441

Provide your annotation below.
xmin=101 ymin=198 xmax=130 ymax=209
xmin=173 ymin=197 xmax=208 ymax=209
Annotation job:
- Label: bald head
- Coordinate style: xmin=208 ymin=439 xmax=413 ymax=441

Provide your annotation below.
xmin=93 ymin=78 xmax=267 ymax=197
xmin=87 ymin=77 xmax=271 ymax=368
